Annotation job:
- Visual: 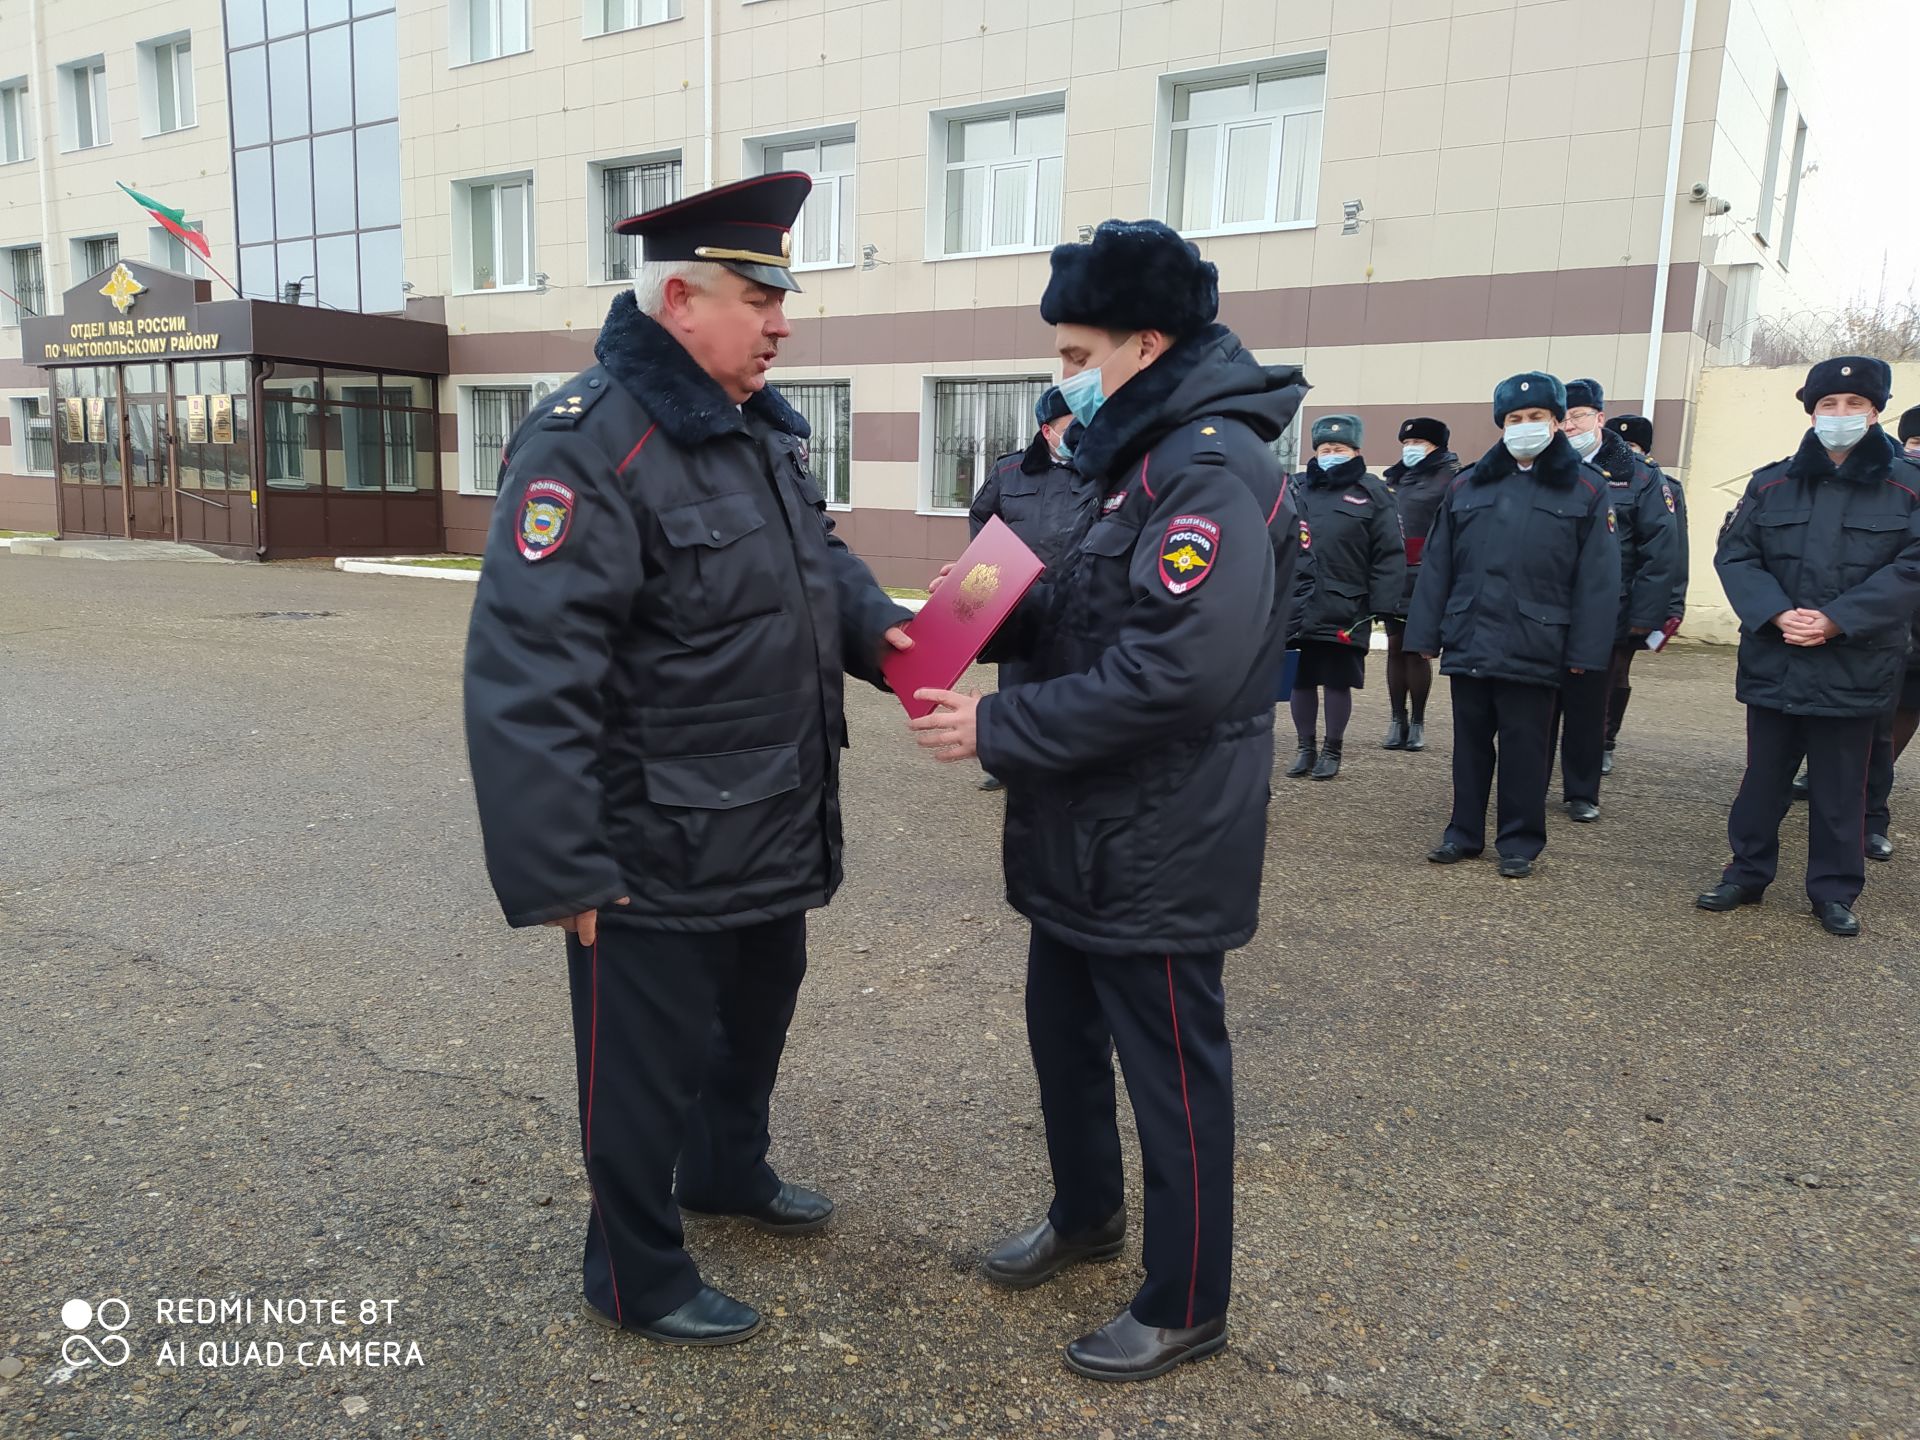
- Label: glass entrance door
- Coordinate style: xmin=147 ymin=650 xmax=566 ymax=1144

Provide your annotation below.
xmin=125 ymin=370 xmax=175 ymax=541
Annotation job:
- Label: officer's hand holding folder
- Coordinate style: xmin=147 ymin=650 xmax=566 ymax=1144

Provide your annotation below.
xmin=881 ymin=516 xmax=1045 ymax=719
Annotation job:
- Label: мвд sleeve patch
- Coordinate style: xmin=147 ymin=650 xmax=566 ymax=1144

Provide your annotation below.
xmin=1159 ymin=514 xmax=1220 ymax=595
xmin=517 ymin=478 xmax=576 ymax=561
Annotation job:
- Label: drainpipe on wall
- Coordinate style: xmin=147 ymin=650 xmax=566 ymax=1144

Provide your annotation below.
xmin=1642 ymin=0 xmax=1701 ymax=426
xmin=28 ymin=0 xmax=53 ymax=301
xmin=702 ymin=0 xmax=715 ymax=190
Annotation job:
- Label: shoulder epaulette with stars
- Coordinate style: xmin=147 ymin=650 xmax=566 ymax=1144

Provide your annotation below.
xmin=538 ymin=373 xmax=613 ymax=429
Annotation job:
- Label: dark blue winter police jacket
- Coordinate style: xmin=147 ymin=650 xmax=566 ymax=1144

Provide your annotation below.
xmin=975 ymin=324 xmax=1304 ymax=956
xmin=1404 ymin=431 xmax=1623 ymax=687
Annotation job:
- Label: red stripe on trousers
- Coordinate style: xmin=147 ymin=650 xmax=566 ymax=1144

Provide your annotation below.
xmin=1165 ymin=956 xmax=1201 ymax=1328
xmin=586 ymin=939 xmax=623 ymax=1323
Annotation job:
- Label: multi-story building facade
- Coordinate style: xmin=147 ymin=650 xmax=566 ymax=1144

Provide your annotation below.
xmin=0 ymin=0 xmax=1855 ymax=581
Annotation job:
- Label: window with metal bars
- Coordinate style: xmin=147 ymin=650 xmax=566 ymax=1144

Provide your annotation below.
xmin=470 ymin=387 xmax=530 ymax=494
xmin=18 ymin=397 xmax=54 ymax=472
xmin=782 ymin=381 xmax=852 ymax=506
xmin=80 ymin=235 xmax=118 ymax=278
xmin=1269 ymin=415 xmax=1301 ymax=477
xmin=600 ymin=158 xmax=681 ymax=282
xmin=6 ymin=246 xmax=44 ymax=322
xmin=930 ymin=378 xmax=1049 ymax=512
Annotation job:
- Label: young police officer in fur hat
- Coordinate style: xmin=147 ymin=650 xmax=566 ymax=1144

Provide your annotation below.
xmin=910 ymin=219 xmax=1304 ymax=1381
xmin=464 ymin=174 xmax=913 ymax=1346
xmin=1603 ymin=413 xmax=1689 ymax=769
xmin=1381 ymin=417 xmax=1460 ymax=751
xmin=969 ymin=386 xmax=1093 ymax=791
xmin=1405 ymin=373 xmax=1621 ymax=878
xmin=1699 ymin=358 xmax=1920 ymax=937
xmin=1551 ymin=380 xmax=1680 ymax=818
xmin=1284 ymin=414 xmax=1406 ymax=780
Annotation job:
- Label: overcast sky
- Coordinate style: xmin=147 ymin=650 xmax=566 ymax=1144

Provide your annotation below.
xmin=1813 ymin=1 xmax=1920 ymax=298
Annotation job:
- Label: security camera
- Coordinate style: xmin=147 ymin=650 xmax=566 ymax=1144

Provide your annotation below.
xmin=1689 ymin=182 xmax=1709 ymax=201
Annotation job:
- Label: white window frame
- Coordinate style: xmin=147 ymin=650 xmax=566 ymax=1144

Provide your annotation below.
xmin=149 ymin=223 xmax=207 ymax=278
xmin=139 ymin=34 xmax=196 ymax=136
xmin=588 ymin=152 xmax=683 ymax=286
xmin=927 ymin=95 xmax=1066 ymax=262
xmin=1 ymin=79 xmax=32 ymax=165
xmin=586 ymin=0 xmax=683 ymax=38
xmin=920 ymin=375 xmax=1052 ymax=516
xmin=72 ymin=234 xmax=120 ymax=282
xmin=749 ymin=128 xmax=856 ymax=273
xmin=60 ymin=56 xmax=110 ymax=152
xmin=1779 ymin=119 xmax=1808 ymax=270
xmin=1153 ymin=55 xmax=1327 ymax=239
xmin=780 ymin=379 xmax=854 ymax=508
xmin=459 ymin=382 xmax=543 ymax=494
xmin=13 ymin=397 xmax=56 ymax=475
xmin=451 ymin=0 xmax=531 ymax=67
xmin=1755 ymin=75 xmax=1789 ymax=247
xmin=2 ymin=244 xmax=45 ymax=324
xmin=453 ymin=174 xmax=536 ymax=294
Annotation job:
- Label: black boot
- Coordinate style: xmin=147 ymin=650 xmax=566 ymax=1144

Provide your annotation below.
xmin=1382 ymin=716 xmax=1408 ymax=750
xmin=1601 ymin=746 xmax=1614 ymax=777
xmin=1286 ymin=741 xmax=1317 ymax=778
xmin=1404 ymin=721 xmax=1425 ymax=752
xmin=1311 ymin=738 xmax=1343 ymax=780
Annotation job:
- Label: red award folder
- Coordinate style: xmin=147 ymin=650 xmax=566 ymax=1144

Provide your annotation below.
xmin=1404 ymin=535 xmax=1425 ymax=566
xmin=882 ymin=516 xmax=1046 ymax=718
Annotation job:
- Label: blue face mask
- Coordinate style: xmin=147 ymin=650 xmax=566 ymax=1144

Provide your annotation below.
xmin=1813 ymin=413 xmax=1871 ymax=451
xmin=1316 ymin=453 xmax=1350 ymax=471
xmin=1401 ymin=445 xmax=1429 ymax=469
xmin=1058 ymin=364 xmax=1107 ymax=428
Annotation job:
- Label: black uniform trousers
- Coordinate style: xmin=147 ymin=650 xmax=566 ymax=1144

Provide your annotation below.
xmin=565 ymin=914 xmax=807 ymax=1325
xmin=1604 ymin=643 xmax=1638 ymax=749
xmin=1549 ymin=665 xmax=1612 ymax=804
xmin=1866 ymin=704 xmax=1896 ymax=837
xmin=1446 ymin=676 xmax=1557 ymax=860
xmin=1724 ymin=706 xmax=1875 ymax=905
xmin=1024 ymin=926 xmax=1233 ymax=1330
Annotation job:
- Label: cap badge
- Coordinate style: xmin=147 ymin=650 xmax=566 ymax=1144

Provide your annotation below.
xmin=1841 ymin=365 xmax=1853 ymax=376
xmin=1521 ymin=382 xmax=1530 ymax=391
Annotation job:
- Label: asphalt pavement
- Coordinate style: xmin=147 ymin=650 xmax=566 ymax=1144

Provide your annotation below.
xmin=0 ymin=551 xmax=1913 ymax=1440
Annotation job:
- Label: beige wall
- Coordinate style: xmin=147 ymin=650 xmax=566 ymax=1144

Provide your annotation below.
xmin=1678 ymin=361 xmax=1920 ymax=644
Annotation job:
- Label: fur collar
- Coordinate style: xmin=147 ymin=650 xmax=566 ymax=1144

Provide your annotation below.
xmin=1468 ymin=431 xmax=1585 ymax=488
xmin=1383 ymin=449 xmax=1458 ymax=483
xmin=1305 ymin=453 xmax=1369 ymax=488
xmin=1591 ymin=428 xmax=1642 ymax=481
xmin=1785 ymin=423 xmax=1897 ymax=484
xmin=594 ymin=290 xmax=808 ymax=447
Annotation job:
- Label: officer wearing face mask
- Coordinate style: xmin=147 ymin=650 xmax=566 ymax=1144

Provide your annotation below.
xmin=969 ymin=387 xmax=1096 ymax=791
xmin=1603 ymin=413 xmax=1688 ymax=771
xmin=1405 ymin=373 xmax=1621 ymax=879
xmin=1380 ymin=418 xmax=1460 ymax=752
xmin=1550 ymin=380 xmax=1679 ymax=818
xmin=1698 ymin=358 xmax=1920 ymax=938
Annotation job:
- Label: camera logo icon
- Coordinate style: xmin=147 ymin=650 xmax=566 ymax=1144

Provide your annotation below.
xmin=60 ymin=1298 xmax=132 ymax=1369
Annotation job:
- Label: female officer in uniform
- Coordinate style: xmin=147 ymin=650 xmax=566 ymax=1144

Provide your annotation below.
xmin=1285 ymin=415 xmax=1405 ymax=780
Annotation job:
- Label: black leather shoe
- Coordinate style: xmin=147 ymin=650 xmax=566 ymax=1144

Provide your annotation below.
xmin=981 ymin=1211 xmax=1125 ymax=1290
xmin=1285 ymin=746 xmax=1317 ymax=778
xmin=1696 ymin=882 xmax=1764 ymax=912
xmin=1812 ymin=901 xmax=1861 ymax=937
xmin=1565 ymin=799 xmax=1600 ymax=823
xmin=1600 ymin=747 xmax=1614 ymax=776
xmin=1404 ymin=721 xmax=1425 ymax=752
xmin=1498 ymin=855 xmax=1533 ymax=879
xmin=978 ymin=774 xmax=1005 ymax=792
xmin=682 ymin=1181 xmax=834 ymax=1235
xmin=1310 ymin=742 xmax=1342 ymax=780
xmin=1427 ymin=842 xmax=1480 ymax=864
xmin=1866 ymin=833 xmax=1894 ymax=862
xmin=586 ymin=1286 xmax=763 ymax=1346
xmin=1063 ymin=1308 xmax=1227 ymax=1382
xmin=1382 ymin=718 xmax=1408 ymax=750
xmin=1791 ymin=768 xmax=1810 ymax=800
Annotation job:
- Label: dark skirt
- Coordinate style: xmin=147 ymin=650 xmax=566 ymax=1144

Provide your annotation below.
xmin=1293 ymin=639 xmax=1367 ymax=690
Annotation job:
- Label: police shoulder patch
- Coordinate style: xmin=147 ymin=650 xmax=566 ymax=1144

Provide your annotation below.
xmin=1159 ymin=514 xmax=1220 ymax=595
xmin=1662 ymin=481 xmax=1676 ymax=513
xmin=1605 ymin=506 xmax=1617 ymax=534
xmin=518 ymin=477 xmax=576 ymax=561
xmin=1299 ymin=518 xmax=1312 ymax=551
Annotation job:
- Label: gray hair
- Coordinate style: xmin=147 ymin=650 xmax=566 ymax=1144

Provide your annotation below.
xmin=632 ymin=259 xmax=728 ymax=317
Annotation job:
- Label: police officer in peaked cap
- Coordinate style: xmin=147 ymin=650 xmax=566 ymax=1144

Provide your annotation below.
xmin=463 ymin=173 xmax=914 ymax=1345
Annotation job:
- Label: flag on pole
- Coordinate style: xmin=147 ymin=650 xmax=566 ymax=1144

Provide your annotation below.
xmin=116 ymin=182 xmax=213 ymax=261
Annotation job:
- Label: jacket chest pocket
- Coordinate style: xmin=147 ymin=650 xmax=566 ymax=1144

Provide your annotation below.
xmin=655 ymin=492 xmax=788 ymax=632
xmin=1754 ymin=507 xmax=1811 ymax=562
xmin=997 ymin=476 xmax=1045 ymax=530
xmin=1839 ymin=512 xmax=1907 ymax=577
xmin=1060 ymin=520 xmax=1140 ymax=638
xmin=1526 ymin=494 xmax=1586 ymax=567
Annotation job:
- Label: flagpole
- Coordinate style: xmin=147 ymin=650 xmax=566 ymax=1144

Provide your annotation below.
xmin=0 ymin=283 xmax=34 ymax=318
xmin=199 ymin=256 xmax=244 ymax=302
